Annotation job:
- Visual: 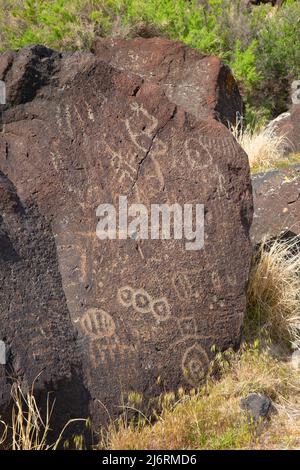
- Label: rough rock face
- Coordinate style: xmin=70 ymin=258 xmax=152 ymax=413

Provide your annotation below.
xmin=0 ymin=171 xmax=90 ymax=437
xmin=267 ymin=104 xmax=300 ymax=155
xmin=91 ymin=37 xmax=243 ymax=126
xmin=0 ymin=41 xmax=253 ymax=432
xmin=251 ymin=165 xmax=300 ymax=243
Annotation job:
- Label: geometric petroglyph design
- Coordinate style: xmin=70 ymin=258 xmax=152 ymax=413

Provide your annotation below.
xmin=177 ymin=316 xmax=198 ymax=339
xmin=87 ymin=337 xmax=135 ymax=367
xmin=117 ymin=286 xmax=171 ymax=323
xmin=172 ymin=272 xmax=193 ymax=301
xmin=181 ymin=343 xmax=209 ymax=387
xmin=80 ymin=308 xmax=116 ymax=339
xmin=79 ymin=308 xmax=136 ymax=367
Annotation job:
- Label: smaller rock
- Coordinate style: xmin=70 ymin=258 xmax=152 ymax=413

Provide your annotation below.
xmin=267 ymin=103 xmax=300 ymax=156
xmin=240 ymin=393 xmax=275 ymax=422
xmin=251 ymin=166 xmax=300 ymax=243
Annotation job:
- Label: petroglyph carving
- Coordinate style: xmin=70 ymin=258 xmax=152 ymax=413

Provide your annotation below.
xmin=182 ymin=343 xmax=209 ymax=387
xmin=185 ymin=136 xmax=213 ymax=170
xmin=105 ymin=142 xmax=136 ymax=186
xmin=118 ymin=286 xmax=171 ymax=323
xmin=84 ymin=100 xmax=95 ymax=121
xmin=211 ymin=271 xmax=222 ymax=291
xmin=133 ymin=289 xmax=152 ymax=314
xmin=87 ymin=337 xmax=135 ymax=367
xmin=177 ymin=316 xmax=198 ymax=338
xmin=80 ymin=308 xmax=116 ymax=339
xmin=172 ymin=272 xmax=192 ymax=301
xmin=79 ymin=307 xmax=136 ymax=367
xmin=125 ymin=102 xmax=158 ymax=152
xmin=56 ymin=100 xmax=97 ymax=140
xmin=151 ymin=298 xmax=171 ymax=322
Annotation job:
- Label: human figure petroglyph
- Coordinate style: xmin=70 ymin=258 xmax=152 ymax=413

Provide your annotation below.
xmin=125 ymin=102 xmax=158 ymax=153
xmin=118 ymin=286 xmax=171 ymax=323
xmin=105 ymin=142 xmax=136 ymax=186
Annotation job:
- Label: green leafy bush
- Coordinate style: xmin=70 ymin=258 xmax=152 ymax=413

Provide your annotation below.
xmin=0 ymin=0 xmax=299 ymax=126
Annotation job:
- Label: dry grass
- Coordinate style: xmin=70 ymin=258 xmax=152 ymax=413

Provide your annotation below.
xmin=0 ymin=375 xmax=87 ymax=450
xmin=2 ymin=344 xmax=300 ymax=450
xmin=104 ymin=345 xmax=300 ymax=450
xmin=246 ymin=236 xmax=300 ymax=349
xmin=232 ymin=124 xmax=292 ymax=171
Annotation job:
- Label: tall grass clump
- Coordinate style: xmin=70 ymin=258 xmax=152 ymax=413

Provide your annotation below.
xmin=246 ymin=236 xmax=300 ymax=349
xmin=0 ymin=378 xmax=87 ymax=450
xmin=232 ymin=123 xmax=291 ymax=171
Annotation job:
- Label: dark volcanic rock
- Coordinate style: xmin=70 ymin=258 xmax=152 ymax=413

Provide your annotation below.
xmin=240 ymin=393 xmax=275 ymax=422
xmin=0 ymin=40 xmax=253 ymax=432
xmin=0 ymin=171 xmax=90 ymax=438
xmin=251 ymin=165 xmax=300 ymax=243
xmin=91 ymin=37 xmax=243 ymax=126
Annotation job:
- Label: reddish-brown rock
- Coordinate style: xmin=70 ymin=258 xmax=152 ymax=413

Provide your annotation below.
xmin=0 ymin=41 xmax=252 ymax=433
xmin=91 ymin=37 xmax=243 ymax=126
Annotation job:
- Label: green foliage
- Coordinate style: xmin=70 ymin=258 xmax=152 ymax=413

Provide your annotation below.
xmin=0 ymin=0 xmax=299 ymax=125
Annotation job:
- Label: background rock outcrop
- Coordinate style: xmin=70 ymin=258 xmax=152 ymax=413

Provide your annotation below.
xmin=251 ymin=165 xmax=300 ymax=243
xmin=0 ymin=39 xmax=253 ymax=432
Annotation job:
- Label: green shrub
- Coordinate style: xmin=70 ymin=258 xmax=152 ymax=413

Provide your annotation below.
xmin=0 ymin=0 xmax=299 ymax=126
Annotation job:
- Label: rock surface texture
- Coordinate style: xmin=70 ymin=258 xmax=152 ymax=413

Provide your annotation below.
xmin=267 ymin=104 xmax=300 ymax=156
xmin=0 ymin=39 xmax=253 ymax=431
xmin=240 ymin=393 xmax=275 ymax=423
xmin=251 ymin=165 xmax=300 ymax=243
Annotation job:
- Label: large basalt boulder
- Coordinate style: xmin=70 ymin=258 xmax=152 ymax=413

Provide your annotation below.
xmin=0 ymin=41 xmax=253 ymax=432
xmin=251 ymin=165 xmax=300 ymax=243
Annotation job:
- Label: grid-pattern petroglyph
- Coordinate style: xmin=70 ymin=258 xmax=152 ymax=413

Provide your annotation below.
xmin=79 ymin=307 xmax=135 ymax=367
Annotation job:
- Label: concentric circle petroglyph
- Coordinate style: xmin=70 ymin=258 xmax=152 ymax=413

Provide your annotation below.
xmin=117 ymin=286 xmax=171 ymax=323
xmin=182 ymin=343 xmax=210 ymax=387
